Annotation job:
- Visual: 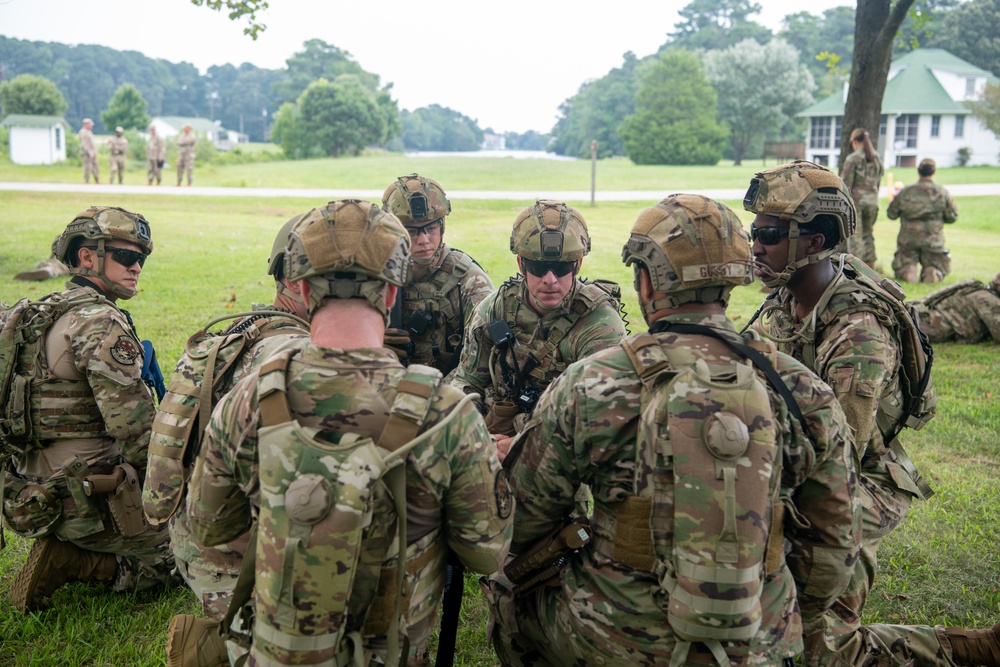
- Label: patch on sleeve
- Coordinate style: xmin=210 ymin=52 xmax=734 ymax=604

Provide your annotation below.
xmin=110 ymin=335 xmax=141 ymax=365
xmin=495 ymin=469 xmax=513 ymax=520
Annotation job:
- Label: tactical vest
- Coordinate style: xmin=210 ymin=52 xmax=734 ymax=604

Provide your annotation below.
xmin=765 ymin=256 xmax=936 ymax=498
xmin=251 ymin=352 xmax=445 ymax=667
xmin=601 ymin=330 xmax=783 ymax=667
xmin=402 ymin=248 xmax=471 ymax=366
xmin=488 ymin=277 xmax=622 ymax=396
xmin=0 ymin=289 xmax=109 ymax=458
xmin=143 ymin=311 xmax=306 ymax=525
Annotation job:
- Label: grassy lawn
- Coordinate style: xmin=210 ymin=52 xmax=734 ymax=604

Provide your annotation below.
xmin=0 ymin=173 xmax=998 ymax=665
xmin=4 ymin=148 xmax=1000 ymax=191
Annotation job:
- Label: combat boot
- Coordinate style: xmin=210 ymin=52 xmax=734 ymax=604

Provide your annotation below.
xmin=945 ymin=621 xmax=1000 ymax=667
xmin=9 ymin=536 xmax=117 ymax=612
xmin=166 ymin=614 xmax=228 ymax=667
xmin=898 ymin=265 xmax=920 ymax=283
xmin=922 ymin=267 xmax=944 ymax=284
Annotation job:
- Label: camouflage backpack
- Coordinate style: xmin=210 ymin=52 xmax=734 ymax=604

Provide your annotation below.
xmin=620 ymin=325 xmax=795 ymax=666
xmin=143 ymin=310 xmax=307 ymax=525
xmin=0 ymin=292 xmax=104 ymax=459
xmin=250 ymin=351 xmax=447 ymax=667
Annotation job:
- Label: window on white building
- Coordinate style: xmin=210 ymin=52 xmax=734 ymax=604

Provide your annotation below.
xmin=810 ymin=117 xmax=832 ymax=149
xmin=895 ymin=114 xmax=918 ymax=148
xmin=931 ymin=115 xmax=940 ymax=138
xmin=965 ymin=78 xmax=977 ymax=97
xmin=955 ymin=115 xmax=965 ymax=138
xmin=55 ymin=127 xmax=62 ymax=150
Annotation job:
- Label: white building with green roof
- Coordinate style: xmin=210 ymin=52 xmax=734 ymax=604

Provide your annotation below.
xmin=149 ymin=116 xmax=248 ymax=150
xmin=798 ymin=48 xmax=1000 ymax=168
xmin=0 ymin=114 xmax=70 ymax=165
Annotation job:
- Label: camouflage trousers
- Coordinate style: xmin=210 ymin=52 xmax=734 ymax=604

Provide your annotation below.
xmin=82 ymin=154 xmax=99 ymax=183
xmin=146 ymin=158 xmax=162 ymax=184
xmin=109 ymin=155 xmax=126 ymax=184
xmin=177 ymin=152 xmax=195 ymax=185
xmin=170 ymin=511 xmax=247 ymax=621
xmin=484 ymin=569 xmax=796 ymax=667
xmin=848 ymin=200 xmax=879 ymax=267
xmin=892 ymin=221 xmax=950 ymax=283
xmin=804 ymin=467 xmax=953 ymax=667
xmin=54 ymin=513 xmax=175 ymax=593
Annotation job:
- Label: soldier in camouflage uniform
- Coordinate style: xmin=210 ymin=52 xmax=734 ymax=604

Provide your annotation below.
xmin=79 ymin=117 xmax=99 ymax=184
xmin=840 ymin=128 xmax=883 ymax=267
xmin=108 ymin=126 xmax=128 ymax=185
xmin=886 ymin=158 xmax=958 ymax=284
xmin=176 ymin=123 xmax=197 ymax=186
xmin=908 ymin=274 xmax=1000 ymax=344
xmin=746 ymin=161 xmax=1000 ymax=667
xmin=188 ymin=200 xmax=512 ymax=667
xmin=448 ymin=200 xmax=627 ymax=455
xmin=487 ymin=194 xmax=860 ymax=666
xmin=145 ymin=216 xmax=310 ymax=638
xmin=13 ymin=235 xmax=70 ymax=281
xmin=4 ymin=206 xmax=174 ymax=612
xmin=146 ymin=125 xmax=165 ymax=186
xmin=381 ymin=174 xmax=494 ymax=372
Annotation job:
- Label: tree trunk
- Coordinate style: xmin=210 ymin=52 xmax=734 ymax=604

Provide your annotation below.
xmin=839 ymin=0 xmax=915 ymax=168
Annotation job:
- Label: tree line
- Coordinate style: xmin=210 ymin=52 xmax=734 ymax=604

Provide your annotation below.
xmin=550 ymin=0 xmax=1000 ymax=165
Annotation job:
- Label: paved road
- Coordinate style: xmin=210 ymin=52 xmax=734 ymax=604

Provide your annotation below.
xmin=3 ymin=182 xmax=1000 ymax=201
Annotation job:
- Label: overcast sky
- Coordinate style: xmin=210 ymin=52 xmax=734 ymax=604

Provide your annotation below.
xmin=0 ymin=0 xmax=853 ymax=134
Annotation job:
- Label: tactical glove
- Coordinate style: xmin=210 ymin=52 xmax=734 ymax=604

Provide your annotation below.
xmin=384 ymin=327 xmax=411 ymax=363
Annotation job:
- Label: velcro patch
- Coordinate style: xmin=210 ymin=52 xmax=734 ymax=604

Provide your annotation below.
xmin=110 ymin=335 xmax=141 ymax=365
xmin=681 ymin=263 xmax=750 ymax=282
xmin=495 ymin=469 xmax=513 ymax=520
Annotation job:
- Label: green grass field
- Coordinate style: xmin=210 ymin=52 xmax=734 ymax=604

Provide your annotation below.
xmin=0 ymin=163 xmax=998 ymax=666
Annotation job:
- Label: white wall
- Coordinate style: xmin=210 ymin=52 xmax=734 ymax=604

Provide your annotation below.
xmin=9 ymin=125 xmax=67 ymax=165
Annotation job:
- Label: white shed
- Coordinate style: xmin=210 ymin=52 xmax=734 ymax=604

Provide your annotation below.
xmin=1 ymin=114 xmax=70 ymax=165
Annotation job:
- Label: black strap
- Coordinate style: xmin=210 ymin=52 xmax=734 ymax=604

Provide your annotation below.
xmin=650 ymin=321 xmax=811 ymax=439
xmin=434 ymin=554 xmax=466 ymax=667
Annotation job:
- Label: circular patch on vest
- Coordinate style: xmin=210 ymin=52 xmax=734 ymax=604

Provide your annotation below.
xmin=495 ymin=469 xmax=513 ymax=520
xmin=110 ymin=335 xmax=141 ymax=365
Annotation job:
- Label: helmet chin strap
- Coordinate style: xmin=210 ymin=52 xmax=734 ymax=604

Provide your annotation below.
xmin=758 ymin=222 xmax=837 ymax=289
xmin=73 ymin=239 xmax=137 ymax=300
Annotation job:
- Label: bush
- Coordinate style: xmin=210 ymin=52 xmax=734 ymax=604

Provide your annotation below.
xmin=957 ymin=147 xmax=972 ymax=167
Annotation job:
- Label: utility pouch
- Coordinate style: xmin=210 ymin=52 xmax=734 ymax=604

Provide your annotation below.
xmin=104 ymin=463 xmax=146 ymax=537
xmin=2 ymin=479 xmax=63 ymax=537
xmin=64 ymin=456 xmax=102 ymax=521
xmin=485 ymin=400 xmax=519 ymax=436
xmin=505 ymin=517 xmax=591 ymax=595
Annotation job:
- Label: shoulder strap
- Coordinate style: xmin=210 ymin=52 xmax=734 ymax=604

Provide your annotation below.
xmin=650 ymin=321 xmax=810 ymax=439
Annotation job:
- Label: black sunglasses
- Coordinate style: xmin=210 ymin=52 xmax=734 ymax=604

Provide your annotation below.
xmin=406 ymin=219 xmax=443 ymax=239
xmin=521 ymin=258 xmax=577 ymax=278
xmin=750 ymin=226 xmax=792 ymax=246
xmin=84 ymin=246 xmax=147 ymax=267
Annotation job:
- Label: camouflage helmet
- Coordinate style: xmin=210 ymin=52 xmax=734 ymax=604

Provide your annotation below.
xmin=743 ymin=160 xmax=856 ymax=287
xmin=991 ymin=273 xmax=1000 ymax=294
xmin=268 ymin=213 xmax=305 ymax=283
xmin=510 ymin=199 xmax=591 ymax=262
xmin=284 ymin=200 xmax=410 ymax=317
xmin=743 ymin=160 xmax=856 ymax=241
xmin=55 ymin=205 xmax=153 ymax=300
xmin=622 ymin=194 xmax=753 ymax=314
xmin=381 ymin=173 xmax=451 ymax=227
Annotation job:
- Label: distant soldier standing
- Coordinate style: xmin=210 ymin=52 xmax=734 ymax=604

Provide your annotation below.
xmin=840 ymin=128 xmax=883 ymax=267
xmin=448 ymin=200 xmax=627 ymax=455
xmin=146 ymin=125 xmax=165 ymax=186
xmin=381 ymin=173 xmax=494 ymax=372
xmin=886 ymin=158 xmax=958 ymax=283
xmin=108 ymin=126 xmax=128 ymax=185
xmin=176 ymin=123 xmax=196 ymax=186
xmin=79 ymin=117 xmax=99 ymax=184
xmin=908 ymin=273 xmax=1000 ymax=344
